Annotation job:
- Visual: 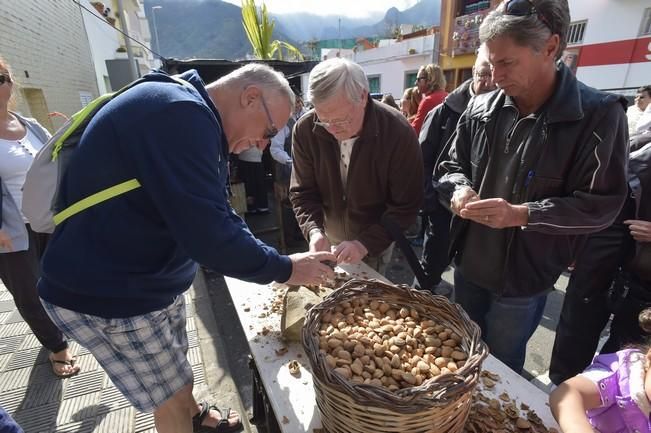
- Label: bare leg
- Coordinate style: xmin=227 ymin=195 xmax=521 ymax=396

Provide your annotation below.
xmin=154 ymin=384 xmax=195 ymax=433
xmin=154 ymin=384 xmax=241 ymax=433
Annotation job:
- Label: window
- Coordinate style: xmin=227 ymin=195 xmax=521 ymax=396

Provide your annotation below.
xmin=367 ymin=75 xmax=381 ymax=94
xmin=404 ymin=71 xmax=418 ymax=89
xmin=641 ymin=8 xmax=651 ymax=36
xmin=567 ymin=20 xmax=587 ymax=45
xmin=79 ymin=91 xmax=93 ymax=107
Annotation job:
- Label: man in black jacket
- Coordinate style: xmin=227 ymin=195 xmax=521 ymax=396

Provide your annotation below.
xmin=419 ymin=44 xmax=495 ymax=291
xmin=438 ymin=0 xmax=628 ymax=373
xmin=549 ymin=142 xmax=651 ymax=384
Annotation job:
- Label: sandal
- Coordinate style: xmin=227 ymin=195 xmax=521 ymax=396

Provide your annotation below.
xmin=49 ymin=355 xmax=80 ymax=379
xmin=192 ymin=401 xmax=242 ymax=433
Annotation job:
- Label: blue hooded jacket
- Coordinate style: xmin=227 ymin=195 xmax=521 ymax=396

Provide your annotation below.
xmin=38 ymin=70 xmax=292 ymax=318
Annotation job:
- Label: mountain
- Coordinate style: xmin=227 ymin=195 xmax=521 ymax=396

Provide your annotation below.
xmin=143 ymin=0 xmax=296 ymax=60
xmin=275 ymin=0 xmax=441 ymax=42
xmin=272 ymin=14 xmax=383 ymax=42
xmin=143 ymin=0 xmax=441 ymax=61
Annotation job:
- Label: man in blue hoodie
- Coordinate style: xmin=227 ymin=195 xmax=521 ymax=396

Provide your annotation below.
xmin=38 ymin=64 xmax=336 ymax=433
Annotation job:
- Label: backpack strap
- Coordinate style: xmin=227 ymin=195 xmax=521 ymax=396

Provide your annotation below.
xmin=52 ymin=74 xmax=192 ymax=226
xmin=53 ymin=179 xmax=141 ymax=225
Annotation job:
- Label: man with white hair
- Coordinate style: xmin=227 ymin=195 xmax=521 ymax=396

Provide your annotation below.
xmin=38 ymin=64 xmax=336 ymax=433
xmin=290 ymin=58 xmax=423 ymax=274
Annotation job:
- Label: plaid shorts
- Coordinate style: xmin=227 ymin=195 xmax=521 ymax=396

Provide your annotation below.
xmin=41 ymin=295 xmax=193 ymax=412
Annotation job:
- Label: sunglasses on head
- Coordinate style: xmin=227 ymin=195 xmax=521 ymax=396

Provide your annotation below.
xmin=0 ymin=74 xmax=12 ymax=85
xmin=504 ymin=0 xmax=552 ymax=31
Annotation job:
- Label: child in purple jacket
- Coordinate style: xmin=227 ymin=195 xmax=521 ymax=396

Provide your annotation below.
xmin=550 ymin=308 xmax=651 ymax=433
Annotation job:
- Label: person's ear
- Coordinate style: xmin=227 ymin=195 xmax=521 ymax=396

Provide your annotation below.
xmin=544 ymin=34 xmax=560 ymax=61
xmin=240 ymin=86 xmax=261 ymax=108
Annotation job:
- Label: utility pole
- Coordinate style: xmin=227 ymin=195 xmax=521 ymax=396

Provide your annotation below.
xmin=152 ymin=6 xmax=163 ymax=68
xmin=338 ymin=18 xmax=341 ymax=57
xmin=117 ymin=0 xmax=139 ymax=81
xmin=431 ymin=29 xmax=440 ymax=64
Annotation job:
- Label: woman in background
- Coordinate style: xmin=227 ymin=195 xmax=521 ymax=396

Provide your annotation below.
xmin=411 ymin=64 xmax=448 ymax=135
xmin=401 ymin=86 xmax=421 ymax=123
xmin=0 ymin=57 xmax=79 ymax=378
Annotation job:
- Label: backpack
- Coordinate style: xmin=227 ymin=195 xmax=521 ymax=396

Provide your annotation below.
xmin=22 ymin=73 xmax=190 ymax=233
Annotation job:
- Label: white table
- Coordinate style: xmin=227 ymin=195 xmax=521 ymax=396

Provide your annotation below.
xmin=225 ymin=263 xmax=559 ymax=433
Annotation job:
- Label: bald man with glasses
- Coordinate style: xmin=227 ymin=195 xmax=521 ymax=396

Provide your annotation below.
xmin=38 ymin=64 xmax=336 ymax=433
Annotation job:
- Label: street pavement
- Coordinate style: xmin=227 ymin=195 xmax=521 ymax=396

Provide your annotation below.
xmin=0 ymin=274 xmax=249 ymax=433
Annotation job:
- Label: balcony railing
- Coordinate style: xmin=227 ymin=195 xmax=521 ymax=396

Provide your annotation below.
xmin=451 ymin=9 xmax=490 ymax=57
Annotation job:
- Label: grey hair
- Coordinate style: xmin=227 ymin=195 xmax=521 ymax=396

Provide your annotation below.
xmin=308 ymin=58 xmax=369 ymax=105
xmin=479 ymin=0 xmax=570 ymax=61
xmin=216 ymin=63 xmax=295 ymax=111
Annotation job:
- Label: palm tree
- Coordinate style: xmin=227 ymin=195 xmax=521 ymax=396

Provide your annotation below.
xmin=241 ymin=0 xmax=304 ymax=61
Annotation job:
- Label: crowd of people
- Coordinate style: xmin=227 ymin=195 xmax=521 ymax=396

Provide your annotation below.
xmin=0 ymin=0 xmax=650 ymax=432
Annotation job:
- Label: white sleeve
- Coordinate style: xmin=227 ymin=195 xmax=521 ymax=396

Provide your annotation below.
xmin=270 ymin=126 xmax=291 ymax=164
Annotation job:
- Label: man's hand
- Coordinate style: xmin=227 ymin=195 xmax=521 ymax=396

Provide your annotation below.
xmin=286 ymin=251 xmax=338 ymax=286
xmin=0 ymin=230 xmax=13 ymax=251
xmin=460 ymin=198 xmax=529 ymax=228
xmin=332 ymin=240 xmax=368 ymax=264
xmin=450 ymin=186 xmax=479 ymax=215
xmin=624 ymin=219 xmax=651 ymax=242
xmin=309 ymin=230 xmax=331 ymax=252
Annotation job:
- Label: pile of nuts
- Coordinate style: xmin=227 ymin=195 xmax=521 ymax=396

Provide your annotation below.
xmin=317 ymin=297 xmax=469 ymax=391
xmin=463 ymin=371 xmax=559 ymax=433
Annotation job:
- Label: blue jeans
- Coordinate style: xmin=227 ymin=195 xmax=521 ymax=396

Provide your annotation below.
xmin=454 ymin=269 xmax=548 ymax=373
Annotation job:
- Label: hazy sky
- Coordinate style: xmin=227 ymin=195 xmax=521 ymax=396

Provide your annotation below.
xmin=222 ymin=0 xmax=420 ymax=18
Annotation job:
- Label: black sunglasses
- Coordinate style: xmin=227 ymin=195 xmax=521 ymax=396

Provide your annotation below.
xmin=0 ymin=74 xmax=12 ymax=85
xmin=504 ymin=0 xmax=552 ymax=31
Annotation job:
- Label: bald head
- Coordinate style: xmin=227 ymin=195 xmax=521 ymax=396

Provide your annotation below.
xmin=472 ymin=44 xmax=496 ymax=95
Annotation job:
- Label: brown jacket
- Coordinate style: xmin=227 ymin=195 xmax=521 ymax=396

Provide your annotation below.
xmin=290 ymin=99 xmax=423 ymax=256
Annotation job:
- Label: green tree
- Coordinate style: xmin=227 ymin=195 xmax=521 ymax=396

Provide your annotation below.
xmin=241 ymin=0 xmax=304 ymax=61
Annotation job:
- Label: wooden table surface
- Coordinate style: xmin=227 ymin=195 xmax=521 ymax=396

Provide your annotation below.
xmin=225 ymin=263 xmax=560 ymax=433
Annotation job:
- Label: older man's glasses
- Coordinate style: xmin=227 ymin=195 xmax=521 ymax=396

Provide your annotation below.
xmin=0 ymin=74 xmax=12 ymax=85
xmin=314 ymin=115 xmax=352 ymax=130
xmin=260 ymin=96 xmax=278 ymax=140
xmin=474 ymin=71 xmax=492 ymax=81
xmin=504 ymin=0 xmax=552 ymax=31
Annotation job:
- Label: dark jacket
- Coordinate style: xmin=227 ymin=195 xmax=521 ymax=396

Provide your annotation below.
xmin=626 ymin=143 xmax=651 ymax=279
xmin=39 ymin=70 xmax=292 ymax=318
xmin=420 ymin=79 xmax=473 ymax=213
xmin=290 ymin=98 xmax=423 ymax=256
xmin=439 ymin=63 xmax=629 ymax=296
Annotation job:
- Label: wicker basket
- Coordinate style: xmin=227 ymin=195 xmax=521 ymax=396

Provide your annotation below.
xmin=302 ymin=279 xmax=488 ymax=433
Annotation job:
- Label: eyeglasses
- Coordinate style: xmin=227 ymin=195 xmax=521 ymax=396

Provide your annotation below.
xmin=474 ymin=71 xmax=492 ymax=81
xmin=504 ymin=0 xmax=552 ymax=31
xmin=416 ymin=76 xmax=427 ymax=82
xmin=260 ymin=96 xmax=278 ymax=140
xmin=314 ymin=114 xmax=352 ymax=130
xmin=0 ymin=74 xmax=12 ymax=85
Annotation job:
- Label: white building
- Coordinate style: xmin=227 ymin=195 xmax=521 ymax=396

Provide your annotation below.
xmin=81 ymin=1 xmax=121 ymax=94
xmin=0 ymin=0 xmax=98 ymax=132
xmin=564 ymin=0 xmax=651 ymax=96
xmin=346 ymin=32 xmax=439 ymax=101
xmin=81 ymin=0 xmax=156 ymax=94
